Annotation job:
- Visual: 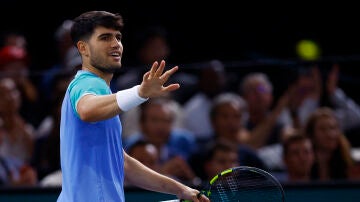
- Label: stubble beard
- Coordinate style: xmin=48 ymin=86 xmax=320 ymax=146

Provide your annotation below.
xmin=91 ymin=60 xmax=122 ymax=74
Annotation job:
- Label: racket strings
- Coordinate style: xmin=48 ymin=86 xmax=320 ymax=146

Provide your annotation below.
xmin=209 ymin=168 xmax=284 ymax=202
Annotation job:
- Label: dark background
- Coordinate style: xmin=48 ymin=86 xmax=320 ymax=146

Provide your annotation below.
xmin=1 ymin=1 xmax=360 ymax=101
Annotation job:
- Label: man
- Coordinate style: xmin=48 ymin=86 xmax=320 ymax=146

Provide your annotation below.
xmin=202 ymin=142 xmax=240 ymax=182
xmin=58 ymin=10 xmax=208 ymax=202
xmin=124 ymin=97 xmax=198 ymax=185
xmin=282 ymin=133 xmax=314 ymax=182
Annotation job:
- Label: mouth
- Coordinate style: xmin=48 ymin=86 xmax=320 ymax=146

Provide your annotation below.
xmin=110 ymin=51 xmax=121 ymax=60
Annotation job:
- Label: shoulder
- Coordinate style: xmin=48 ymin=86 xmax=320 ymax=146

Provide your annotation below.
xmin=69 ymin=71 xmax=109 ymax=95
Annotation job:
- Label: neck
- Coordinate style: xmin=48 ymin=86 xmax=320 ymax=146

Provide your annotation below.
xmin=82 ymin=66 xmax=113 ymax=86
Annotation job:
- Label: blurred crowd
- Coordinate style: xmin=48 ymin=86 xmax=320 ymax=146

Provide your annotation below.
xmin=1 ymin=20 xmax=360 ymax=189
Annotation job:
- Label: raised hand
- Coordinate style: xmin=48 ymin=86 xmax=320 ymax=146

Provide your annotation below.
xmin=138 ymin=60 xmax=180 ymax=98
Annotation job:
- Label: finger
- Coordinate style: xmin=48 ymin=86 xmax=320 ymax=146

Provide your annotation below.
xmin=155 ymin=60 xmax=166 ymax=77
xmin=149 ymin=61 xmax=159 ymax=78
xmin=143 ymin=71 xmax=151 ymax=81
xmin=162 ymin=83 xmax=180 ymax=92
xmin=160 ymin=66 xmax=179 ymax=81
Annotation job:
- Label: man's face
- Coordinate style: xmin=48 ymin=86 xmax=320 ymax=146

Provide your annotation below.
xmin=141 ymin=103 xmax=173 ymax=146
xmin=205 ymin=150 xmax=239 ymax=180
xmin=284 ymin=139 xmax=314 ymax=177
xmin=86 ymin=27 xmax=123 ymax=73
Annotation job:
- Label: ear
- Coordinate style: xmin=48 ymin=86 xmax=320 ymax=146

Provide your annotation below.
xmin=77 ymin=41 xmax=89 ymax=57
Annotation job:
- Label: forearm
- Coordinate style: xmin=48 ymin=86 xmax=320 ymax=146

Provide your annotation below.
xmin=330 ymin=88 xmax=360 ymax=129
xmin=247 ymin=104 xmax=284 ymax=149
xmin=124 ymin=152 xmax=189 ymax=197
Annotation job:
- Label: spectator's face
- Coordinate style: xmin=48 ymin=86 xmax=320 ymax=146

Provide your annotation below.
xmin=212 ymin=103 xmax=243 ymax=141
xmin=140 ymin=36 xmax=170 ymax=65
xmin=205 ymin=149 xmax=239 ymax=180
xmin=244 ymin=81 xmax=273 ymax=113
xmin=200 ymin=68 xmax=226 ymax=98
xmin=141 ymin=103 xmax=173 ymax=146
xmin=313 ymin=116 xmax=340 ymax=151
xmin=284 ymin=139 xmax=314 ymax=178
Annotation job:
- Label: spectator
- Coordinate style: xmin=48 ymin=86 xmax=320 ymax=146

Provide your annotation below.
xmin=41 ymin=19 xmax=80 ymax=99
xmin=0 ymin=45 xmax=41 ymax=127
xmin=124 ymin=97 xmax=199 ymax=185
xmin=189 ymin=92 xmax=266 ymax=177
xmin=239 ymin=72 xmax=289 ymax=148
xmin=282 ymin=132 xmax=315 ymax=183
xmin=31 ymin=72 xmax=73 ymax=181
xmin=0 ymin=78 xmax=37 ymax=187
xmin=304 ymin=107 xmax=354 ymax=181
xmin=182 ymin=59 xmax=227 ymax=140
xmin=116 ymin=25 xmax=188 ymax=138
xmin=194 ymin=142 xmax=240 ymax=183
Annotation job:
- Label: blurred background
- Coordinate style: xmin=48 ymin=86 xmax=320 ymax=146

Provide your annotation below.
xmin=1 ymin=1 xmax=360 ymax=201
xmin=1 ymin=1 xmax=360 ymax=98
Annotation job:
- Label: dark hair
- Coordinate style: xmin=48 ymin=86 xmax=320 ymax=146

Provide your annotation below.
xmin=204 ymin=141 xmax=238 ymax=163
xmin=126 ymin=139 xmax=150 ymax=154
xmin=70 ymin=11 xmax=124 ymax=46
xmin=282 ymin=133 xmax=311 ymax=157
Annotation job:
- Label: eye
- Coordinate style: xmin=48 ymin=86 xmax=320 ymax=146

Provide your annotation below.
xmin=116 ymin=34 xmax=122 ymax=41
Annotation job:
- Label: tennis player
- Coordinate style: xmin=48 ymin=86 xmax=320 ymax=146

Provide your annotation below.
xmin=57 ymin=10 xmax=209 ymax=202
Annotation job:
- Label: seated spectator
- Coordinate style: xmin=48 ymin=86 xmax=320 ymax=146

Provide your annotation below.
xmin=41 ymin=19 xmax=79 ymax=99
xmin=325 ymin=64 xmax=360 ymax=146
xmin=282 ymin=132 xmax=315 ymax=183
xmin=191 ymin=92 xmax=266 ymax=174
xmin=124 ymin=97 xmax=199 ymax=185
xmin=239 ymin=72 xmax=295 ymax=149
xmin=31 ymin=72 xmax=73 ymax=181
xmin=0 ymin=45 xmax=40 ymax=127
xmin=182 ymin=59 xmax=228 ymax=140
xmin=304 ymin=107 xmax=355 ymax=181
xmin=0 ymin=78 xmax=35 ymax=165
xmin=0 ymin=115 xmax=38 ymax=187
xmin=116 ymin=25 xmax=189 ymax=139
xmin=191 ymin=141 xmax=240 ymax=183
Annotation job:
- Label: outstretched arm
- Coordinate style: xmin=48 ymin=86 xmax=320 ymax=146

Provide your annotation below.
xmin=77 ymin=60 xmax=179 ymax=122
xmin=124 ymin=150 xmax=209 ymax=202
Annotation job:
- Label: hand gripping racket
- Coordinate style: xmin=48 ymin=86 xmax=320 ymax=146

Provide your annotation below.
xmin=161 ymin=166 xmax=285 ymax=202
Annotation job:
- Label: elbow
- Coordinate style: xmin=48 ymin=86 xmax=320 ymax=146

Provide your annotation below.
xmin=77 ymin=105 xmax=95 ymax=122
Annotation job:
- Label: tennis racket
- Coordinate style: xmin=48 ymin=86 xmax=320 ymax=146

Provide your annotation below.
xmin=161 ymin=166 xmax=285 ymax=202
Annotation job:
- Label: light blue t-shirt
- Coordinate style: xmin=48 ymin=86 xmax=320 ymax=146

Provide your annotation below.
xmin=58 ymin=71 xmax=124 ymax=202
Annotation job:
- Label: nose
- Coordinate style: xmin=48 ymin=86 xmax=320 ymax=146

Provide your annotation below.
xmin=111 ymin=37 xmax=122 ymax=48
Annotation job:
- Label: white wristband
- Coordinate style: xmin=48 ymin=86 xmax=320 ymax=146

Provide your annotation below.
xmin=116 ymin=85 xmax=149 ymax=111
